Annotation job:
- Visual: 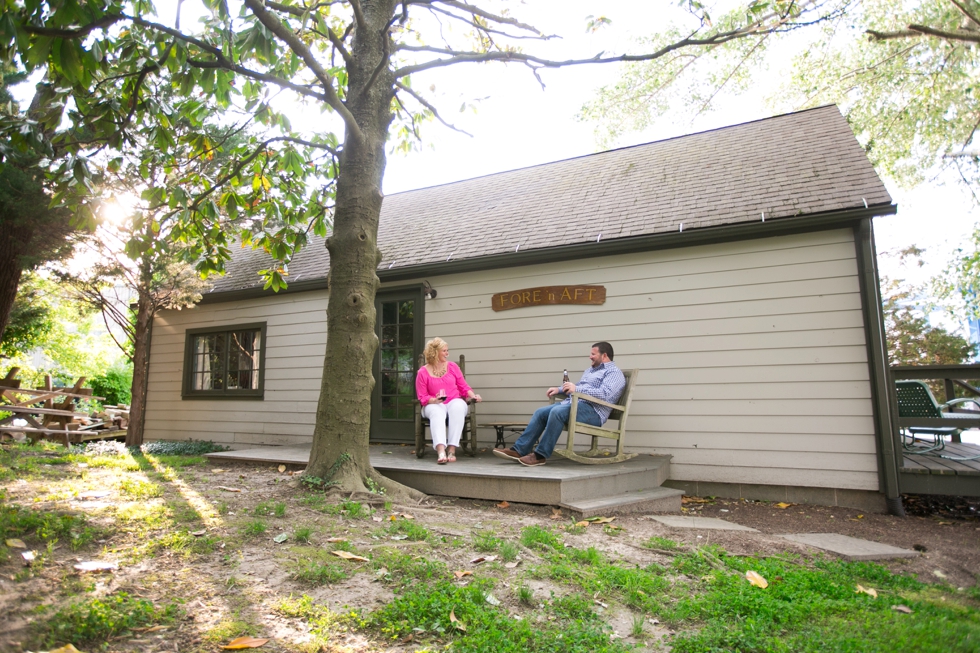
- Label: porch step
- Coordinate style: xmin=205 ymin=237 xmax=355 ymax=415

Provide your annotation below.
xmin=562 ymin=487 xmax=684 ymax=518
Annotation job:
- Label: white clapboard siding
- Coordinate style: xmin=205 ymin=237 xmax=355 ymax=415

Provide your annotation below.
xmin=145 ymin=228 xmax=880 ymax=491
xmin=409 ymin=228 xmax=879 ymax=491
xmin=144 ymin=290 xmax=328 ymax=446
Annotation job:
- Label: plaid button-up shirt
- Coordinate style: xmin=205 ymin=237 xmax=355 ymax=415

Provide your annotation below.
xmin=561 ymin=361 xmax=626 ymax=423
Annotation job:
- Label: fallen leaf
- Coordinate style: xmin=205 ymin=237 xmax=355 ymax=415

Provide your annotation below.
xmin=891 ymin=605 xmax=913 ymax=614
xmin=212 ymin=469 xmax=227 ymax=474
xmin=325 ymin=537 xmax=347 ymax=543
xmin=504 ymin=561 xmax=521 ymax=569
xmin=470 ymin=555 xmax=496 ymax=564
xmin=277 ymin=464 xmax=286 ymax=473
xmin=682 ymin=496 xmax=711 ymax=504
xmin=331 ymin=550 xmax=369 ymax=562
xmin=855 ymin=585 xmax=878 ymax=598
xmin=74 ymin=560 xmax=118 ymax=573
xmin=220 ymin=636 xmax=270 ymax=649
xmin=589 ymin=516 xmax=616 ymax=524
xmin=371 ymin=516 xmax=383 ymax=522
xmin=399 ymin=633 xmax=414 ymax=643
xmin=400 ymin=513 xmax=415 ymax=520
xmin=273 ymin=533 xmax=289 ymax=543
xmin=216 ymin=486 xmax=243 ymax=493
xmin=745 ymin=570 xmax=768 ymax=589
xmin=497 ymin=501 xmax=510 ymax=509
xmin=449 ymin=609 xmax=466 ymax=631
xmin=78 ymin=490 xmax=111 ymax=499
xmin=48 ymin=645 xmax=85 ymax=653
xmin=390 ymin=534 xmax=408 ymax=541
xmin=933 ymin=570 xmax=947 ymax=579
xmin=190 ymin=529 xmax=207 ymax=537
xmin=143 ymin=625 xmax=168 ymax=632
xmin=5 ymin=538 xmax=26 ymax=549
xmin=595 ymin=599 xmax=608 ymax=608
xmin=550 ymin=508 xmax=562 ymax=520
xmin=454 ymin=570 xmax=473 ymax=579
xmin=574 ymin=520 xmax=589 ymax=528
xmin=484 ymin=592 xmax=501 ymax=606
xmin=774 ymin=502 xmax=795 ymax=509
xmin=389 ymin=515 xmax=397 ymax=522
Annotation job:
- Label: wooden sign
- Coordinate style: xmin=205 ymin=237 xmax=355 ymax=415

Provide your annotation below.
xmin=492 ymin=285 xmax=606 ymax=312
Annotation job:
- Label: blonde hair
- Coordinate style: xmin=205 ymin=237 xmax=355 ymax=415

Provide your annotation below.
xmin=423 ymin=337 xmax=448 ymax=365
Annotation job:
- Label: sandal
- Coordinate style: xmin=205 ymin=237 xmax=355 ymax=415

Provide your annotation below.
xmin=446 ymin=449 xmax=457 ymax=463
xmin=437 ymin=448 xmax=448 ymax=464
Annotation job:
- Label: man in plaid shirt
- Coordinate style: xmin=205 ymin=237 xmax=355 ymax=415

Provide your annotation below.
xmin=494 ymin=341 xmax=626 ymax=467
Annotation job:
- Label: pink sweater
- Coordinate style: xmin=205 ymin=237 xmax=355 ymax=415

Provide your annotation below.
xmin=416 ymin=362 xmax=472 ymax=406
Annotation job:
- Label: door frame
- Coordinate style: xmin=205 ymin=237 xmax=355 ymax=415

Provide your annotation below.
xmin=370 ymin=284 xmax=426 ymax=443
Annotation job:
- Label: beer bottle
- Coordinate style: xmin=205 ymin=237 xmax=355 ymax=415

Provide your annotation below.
xmin=562 ymin=369 xmax=569 ymax=384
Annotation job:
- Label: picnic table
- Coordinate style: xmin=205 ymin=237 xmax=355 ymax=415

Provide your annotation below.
xmin=0 ymin=369 xmax=113 ymax=447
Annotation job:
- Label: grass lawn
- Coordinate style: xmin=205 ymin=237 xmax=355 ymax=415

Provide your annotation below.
xmin=0 ymin=440 xmax=977 ymax=652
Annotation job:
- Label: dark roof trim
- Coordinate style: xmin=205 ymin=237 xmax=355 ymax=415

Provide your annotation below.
xmin=199 ymin=202 xmax=896 ymax=305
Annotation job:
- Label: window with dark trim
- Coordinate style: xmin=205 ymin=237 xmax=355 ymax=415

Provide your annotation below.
xmin=182 ymin=323 xmax=266 ymax=399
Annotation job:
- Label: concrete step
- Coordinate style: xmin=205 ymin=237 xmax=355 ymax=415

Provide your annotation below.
xmin=562 ymin=487 xmax=684 ymax=518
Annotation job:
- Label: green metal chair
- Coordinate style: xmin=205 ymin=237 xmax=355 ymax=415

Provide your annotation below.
xmin=895 ymin=380 xmax=980 ymax=452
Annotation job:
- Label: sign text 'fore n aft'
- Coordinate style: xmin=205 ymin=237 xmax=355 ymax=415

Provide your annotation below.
xmin=491 ymin=285 xmax=606 ymax=312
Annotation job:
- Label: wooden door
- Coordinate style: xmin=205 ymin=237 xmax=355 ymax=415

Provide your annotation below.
xmin=370 ymin=287 xmax=424 ymax=443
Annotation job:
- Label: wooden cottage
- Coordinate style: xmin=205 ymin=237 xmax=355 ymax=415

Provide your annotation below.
xmin=145 ymin=105 xmax=905 ymax=511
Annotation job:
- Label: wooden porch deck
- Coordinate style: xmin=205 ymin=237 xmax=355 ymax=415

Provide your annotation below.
xmin=206 ymin=445 xmax=682 ymax=516
xmin=900 ymin=440 xmax=980 ymax=497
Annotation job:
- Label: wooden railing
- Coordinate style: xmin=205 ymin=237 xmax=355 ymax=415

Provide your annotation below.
xmin=890 ymin=364 xmax=980 ymax=404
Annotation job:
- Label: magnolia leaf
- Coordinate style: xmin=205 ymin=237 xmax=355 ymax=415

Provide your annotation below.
xmin=325 ymin=537 xmax=346 ymax=543
xmin=550 ymin=508 xmax=562 ymax=520
xmin=190 ymin=530 xmax=207 ymax=537
xmin=745 ymin=570 xmax=768 ymax=588
xmin=891 ymin=605 xmax=913 ymax=614
xmin=574 ymin=520 xmax=590 ymax=528
xmin=454 ymin=570 xmax=473 ymax=579
xmin=504 ymin=560 xmax=521 ymax=569
xmin=400 ymin=513 xmax=415 ymax=520
xmin=277 ymin=465 xmax=286 ymax=473
xmin=589 ymin=516 xmax=616 ymax=524
xmin=143 ymin=625 xmax=168 ymax=632
xmin=273 ymin=533 xmax=289 ymax=543
xmin=774 ymin=502 xmax=794 ymax=509
xmin=48 ymin=645 xmax=85 ymax=653
xmin=220 ymin=636 xmax=270 ymax=649
xmin=216 ymin=486 xmax=243 ymax=492
xmin=212 ymin=469 xmax=227 ymax=473
xmin=449 ymin=609 xmax=466 ymax=631
xmin=855 ymin=584 xmax=878 ymax=598
xmin=5 ymin=538 xmax=26 ymax=549
xmin=74 ymin=560 xmax=118 ymax=573
xmin=497 ymin=501 xmax=510 ymax=508
xmin=470 ymin=555 xmax=496 ymax=564
xmin=331 ymin=550 xmax=369 ymax=562
xmin=372 ymin=516 xmax=383 ymax=522
xmin=389 ymin=515 xmax=397 ymax=522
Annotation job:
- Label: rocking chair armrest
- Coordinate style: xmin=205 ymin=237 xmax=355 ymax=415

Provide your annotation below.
xmin=569 ymin=393 xmax=623 ymax=411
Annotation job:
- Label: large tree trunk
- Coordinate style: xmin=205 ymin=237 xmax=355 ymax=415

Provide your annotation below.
xmin=0 ymin=219 xmax=24 ymax=346
xmin=306 ymin=1 xmax=421 ymax=500
xmin=126 ymin=289 xmax=154 ymax=447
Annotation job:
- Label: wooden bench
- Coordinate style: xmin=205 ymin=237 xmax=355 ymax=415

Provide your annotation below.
xmin=551 ymin=368 xmax=639 ymax=464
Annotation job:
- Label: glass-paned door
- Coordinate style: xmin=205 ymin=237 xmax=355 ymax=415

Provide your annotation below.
xmin=371 ymin=287 xmax=424 ymax=443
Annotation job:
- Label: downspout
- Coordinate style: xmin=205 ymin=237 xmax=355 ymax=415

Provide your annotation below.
xmin=853 ymin=218 xmax=905 ymax=516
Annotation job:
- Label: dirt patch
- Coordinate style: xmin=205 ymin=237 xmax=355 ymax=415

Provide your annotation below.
xmin=1 ymin=452 xmax=978 ymax=652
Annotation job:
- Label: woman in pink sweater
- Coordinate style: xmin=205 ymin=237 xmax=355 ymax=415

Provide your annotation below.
xmin=416 ymin=337 xmax=482 ymax=463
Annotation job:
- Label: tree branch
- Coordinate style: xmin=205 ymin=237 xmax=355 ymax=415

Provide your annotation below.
xmin=326 ymin=27 xmax=353 ymax=66
xmin=868 ymin=24 xmax=980 ymax=43
xmin=242 ymin=0 xmax=363 ymax=144
xmin=949 ymin=0 xmax=980 ymax=28
xmin=394 ymin=80 xmax=472 ymax=136
xmin=349 ymin=0 xmax=368 ymax=30
xmin=21 ymin=13 xmax=125 ymax=38
xmin=426 ymin=0 xmax=546 ymax=35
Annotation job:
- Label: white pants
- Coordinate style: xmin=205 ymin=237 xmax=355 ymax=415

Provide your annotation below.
xmin=422 ymin=398 xmax=469 ymax=448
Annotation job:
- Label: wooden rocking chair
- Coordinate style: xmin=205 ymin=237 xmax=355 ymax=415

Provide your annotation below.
xmin=551 ymin=368 xmax=639 ymax=464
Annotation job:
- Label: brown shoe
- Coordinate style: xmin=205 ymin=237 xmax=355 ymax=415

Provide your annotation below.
xmin=518 ymin=453 xmax=546 ymax=467
xmin=493 ymin=448 xmax=521 ymax=462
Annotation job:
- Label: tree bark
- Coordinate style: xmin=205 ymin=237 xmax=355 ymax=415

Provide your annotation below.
xmin=0 ymin=219 xmax=25 ymax=347
xmin=306 ymin=0 xmax=422 ymax=500
xmin=126 ymin=289 xmax=154 ymax=447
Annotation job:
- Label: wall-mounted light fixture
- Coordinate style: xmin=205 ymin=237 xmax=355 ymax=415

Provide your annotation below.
xmin=423 ymin=280 xmax=437 ymax=299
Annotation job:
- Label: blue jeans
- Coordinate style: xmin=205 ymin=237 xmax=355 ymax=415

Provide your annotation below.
xmin=513 ymin=401 xmax=602 ymax=459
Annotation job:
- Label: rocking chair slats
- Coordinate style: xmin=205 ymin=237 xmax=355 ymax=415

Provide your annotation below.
xmin=551 ymin=369 xmax=638 ymax=465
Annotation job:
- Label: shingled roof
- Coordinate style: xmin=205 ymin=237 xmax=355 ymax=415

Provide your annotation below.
xmin=209 ymin=105 xmax=892 ymax=296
